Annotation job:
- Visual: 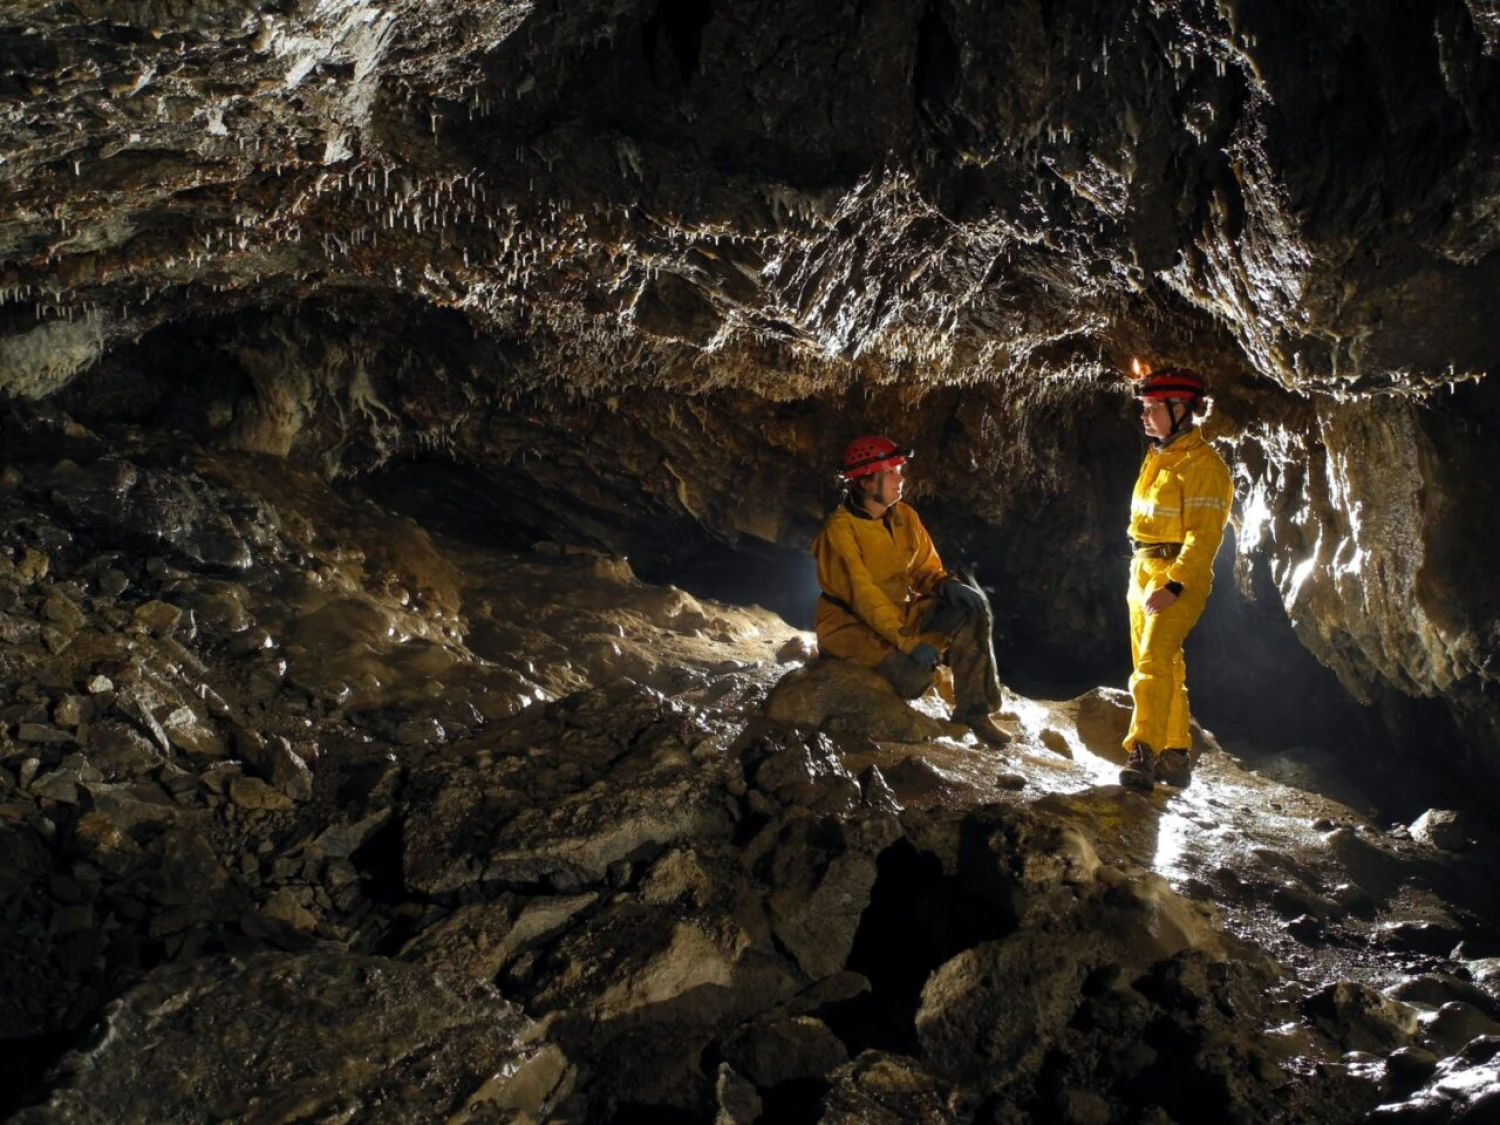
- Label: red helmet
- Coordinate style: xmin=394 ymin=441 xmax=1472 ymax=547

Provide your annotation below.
xmin=1135 ymin=366 xmax=1207 ymax=405
xmin=841 ymin=435 xmax=912 ymax=481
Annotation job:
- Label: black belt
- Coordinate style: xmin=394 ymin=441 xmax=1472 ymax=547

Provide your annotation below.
xmin=1131 ymin=540 xmax=1182 ymax=560
xmin=819 ymin=591 xmax=856 ymax=615
xmin=820 ymin=591 xmax=924 ymax=615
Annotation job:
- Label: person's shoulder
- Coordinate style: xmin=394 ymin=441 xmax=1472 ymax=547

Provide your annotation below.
xmin=821 ymin=503 xmax=855 ymax=528
xmin=1185 ymin=434 xmax=1232 ymax=483
xmin=816 ymin=503 xmax=859 ymax=541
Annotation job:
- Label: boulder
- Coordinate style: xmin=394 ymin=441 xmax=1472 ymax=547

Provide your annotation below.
xmin=1072 ymin=687 xmax=1132 ymax=763
xmin=819 ymin=1050 xmax=962 ymax=1125
xmin=740 ymin=726 xmax=861 ymax=814
xmin=745 ymin=808 xmax=901 ymax=979
xmin=722 ymin=1014 xmax=848 ymax=1087
xmin=762 ymin=660 xmax=954 ymax=743
xmin=234 ymin=730 xmax=314 ymax=802
xmin=1304 ymin=981 xmax=1420 ymax=1053
xmin=1410 ymin=809 xmax=1467 ymax=851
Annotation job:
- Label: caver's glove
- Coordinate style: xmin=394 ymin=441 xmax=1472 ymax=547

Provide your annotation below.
xmin=908 ymin=642 xmax=941 ymax=671
xmin=940 ymin=578 xmax=985 ymax=613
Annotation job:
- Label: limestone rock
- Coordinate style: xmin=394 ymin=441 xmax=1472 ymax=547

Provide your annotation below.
xmin=16 ymin=723 xmax=71 ymax=745
xmin=722 ymin=1014 xmax=848 ymax=1087
xmin=261 ymin=888 xmax=318 ymax=933
xmin=159 ymin=704 xmax=224 ymax=758
xmin=478 ymin=773 xmax=735 ymax=891
xmin=746 ymin=808 xmax=901 ymax=980
xmin=641 ymin=848 xmax=714 ymax=908
xmin=741 ymin=726 xmax=861 ymax=815
xmin=28 ymin=768 xmax=80 ymax=804
xmin=312 ymin=808 xmax=392 ymax=860
xmin=234 ymin=731 xmax=314 ymax=802
xmin=1304 ymin=981 xmax=1420 ymax=1053
xmin=1370 ymin=1037 xmax=1500 ymax=1123
xmin=1072 ymin=688 xmax=1133 ymax=763
xmin=1421 ymin=1001 xmax=1500 ymax=1056
xmin=774 ymin=633 xmax=818 ymax=664
xmin=228 ymin=775 xmax=295 ymax=811
xmin=819 ymin=1051 xmax=962 ymax=1125
xmin=714 ymin=1063 xmax=762 ymax=1125
xmin=1410 ymin=809 xmax=1467 ymax=851
xmin=399 ymin=899 xmax=519 ymax=981
xmin=763 ymin=661 xmax=953 ymax=743
xmin=10 ymin=952 xmax=562 ymax=1125
xmin=42 ymin=593 xmax=86 ymax=633
xmin=917 ymin=931 xmax=1091 ymax=1089
xmin=151 ymin=831 xmax=229 ymax=907
xmin=130 ymin=600 xmax=184 ymax=637
xmin=86 ymin=720 xmax=163 ymax=778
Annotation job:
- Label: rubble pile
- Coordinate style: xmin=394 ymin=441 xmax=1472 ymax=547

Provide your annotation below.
xmin=0 ymin=405 xmax=1497 ymax=1124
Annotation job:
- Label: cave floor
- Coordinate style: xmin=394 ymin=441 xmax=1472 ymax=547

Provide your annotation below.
xmin=4 ymin=436 xmax=1500 ymax=1121
xmin=826 ymin=680 xmax=1500 ymax=1002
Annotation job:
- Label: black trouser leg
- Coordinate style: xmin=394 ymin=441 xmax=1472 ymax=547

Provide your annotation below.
xmin=922 ymin=597 xmax=1003 ymax=716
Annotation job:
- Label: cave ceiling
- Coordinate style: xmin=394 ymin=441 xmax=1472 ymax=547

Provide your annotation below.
xmin=2 ymin=0 xmax=1500 ymax=771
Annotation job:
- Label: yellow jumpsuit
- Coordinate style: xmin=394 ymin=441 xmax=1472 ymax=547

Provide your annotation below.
xmin=812 ymin=499 xmax=948 ymax=666
xmin=1124 ymin=428 xmax=1233 ymax=755
xmin=813 ymin=499 xmax=1003 ymax=716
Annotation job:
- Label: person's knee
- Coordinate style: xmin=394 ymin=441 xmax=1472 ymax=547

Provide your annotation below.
xmin=1135 ymin=648 xmax=1177 ymax=679
xmin=921 ymin=599 xmax=969 ymax=638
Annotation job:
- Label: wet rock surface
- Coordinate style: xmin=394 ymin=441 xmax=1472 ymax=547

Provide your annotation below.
xmin=1 ymin=0 xmax=1499 ymax=794
xmin=10 ymin=951 xmax=568 ymax=1125
xmin=0 ymin=412 xmax=1496 ymax=1122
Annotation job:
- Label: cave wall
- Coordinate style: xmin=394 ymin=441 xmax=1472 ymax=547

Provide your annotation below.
xmin=4 ymin=0 xmax=1500 ymax=775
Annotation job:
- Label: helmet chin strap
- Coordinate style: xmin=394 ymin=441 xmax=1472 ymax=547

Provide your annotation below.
xmin=1164 ymin=398 xmax=1195 ymax=440
xmin=848 ymin=474 xmax=895 ymax=515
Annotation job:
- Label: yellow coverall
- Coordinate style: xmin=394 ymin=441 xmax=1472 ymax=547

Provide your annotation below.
xmin=813 ymin=499 xmax=1003 ymax=715
xmin=813 ymin=499 xmax=948 ymax=666
xmin=1124 ymin=428 xmax=1233 ymax=754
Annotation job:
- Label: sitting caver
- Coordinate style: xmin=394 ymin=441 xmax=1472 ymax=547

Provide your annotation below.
xmin=811 ymin=435 xmax=1009 ymax=747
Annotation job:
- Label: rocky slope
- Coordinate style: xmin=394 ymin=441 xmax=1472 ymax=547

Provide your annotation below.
xmin=0 ymin=407 xmax=1498 ymax=1123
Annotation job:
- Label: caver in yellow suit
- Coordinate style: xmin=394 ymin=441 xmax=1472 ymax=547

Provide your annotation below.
xmin=1121 ymin=367 xmax=1233 ymax=789
xmin=812 ymin=436 xmax=1006 ymax=745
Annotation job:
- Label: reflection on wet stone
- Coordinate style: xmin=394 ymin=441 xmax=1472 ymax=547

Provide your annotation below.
xmin=0 ymin=411 xmax=1494 ymax=1124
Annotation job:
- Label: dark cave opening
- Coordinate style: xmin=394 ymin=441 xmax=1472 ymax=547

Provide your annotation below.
xmin=820 ymin=837 xmax=1015 ymax=1058
xmin=355 ymin=453 xmax=824 ymax=629
xmin=608 ymin=1101 xmax=704 ymax=1125
xmin=0 ymin=1028 xmax=92 ymax=1119
xmin=633 ymin=539 xmax=820 ymax=631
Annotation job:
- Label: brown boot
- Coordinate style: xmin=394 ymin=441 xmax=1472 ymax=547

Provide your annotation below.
xmin=1119 ymin=742 xmax=1155 ymax=789
xmin=1156 ymin=748 xmax=1192 ymax=788
xmin=956 ymin=708 xmax=1011 ymax=748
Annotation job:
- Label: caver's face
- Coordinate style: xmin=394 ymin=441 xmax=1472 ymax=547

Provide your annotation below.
xmin=1140 ymin=396 xmax=1186 ymax=440
xmin=859 ymin=465 xmax=904 ymax=510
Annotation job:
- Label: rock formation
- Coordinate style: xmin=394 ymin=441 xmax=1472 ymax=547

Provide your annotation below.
xmin=0 ymin=411 xmax=1494 ymax=1122
xmin=3 ymin=0 xmax=1499 ymax=779
xmin=4 ymin=0 xmax=1500 ymax=1120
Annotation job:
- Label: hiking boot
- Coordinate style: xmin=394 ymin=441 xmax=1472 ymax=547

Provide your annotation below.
xmin=956 ymin=708 xmax=1012 ymax=748
xmin=1156 ymin=748 xmax=1192 ymax=788
xmin=1119 ymin=742 xmax=1155 ymax=789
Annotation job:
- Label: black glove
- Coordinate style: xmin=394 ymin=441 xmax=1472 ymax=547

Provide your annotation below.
xmin=940 ymin=578 xmax=985 ymax=613
xmin=908 ymin=642 xmax=941 ymax=671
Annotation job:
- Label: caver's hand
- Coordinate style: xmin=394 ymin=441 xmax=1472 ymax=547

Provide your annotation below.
xmin=940 ymin=578 xmax=984 ymax=613
xmin=1144 ymin=586 xmax=1179 ymax=615
xmin=908 ymin=643 xmax=941 ymax=671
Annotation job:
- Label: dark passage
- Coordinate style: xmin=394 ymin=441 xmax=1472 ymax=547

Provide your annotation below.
xmin=820 ymin=837 xmax=1014 ymax=1057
